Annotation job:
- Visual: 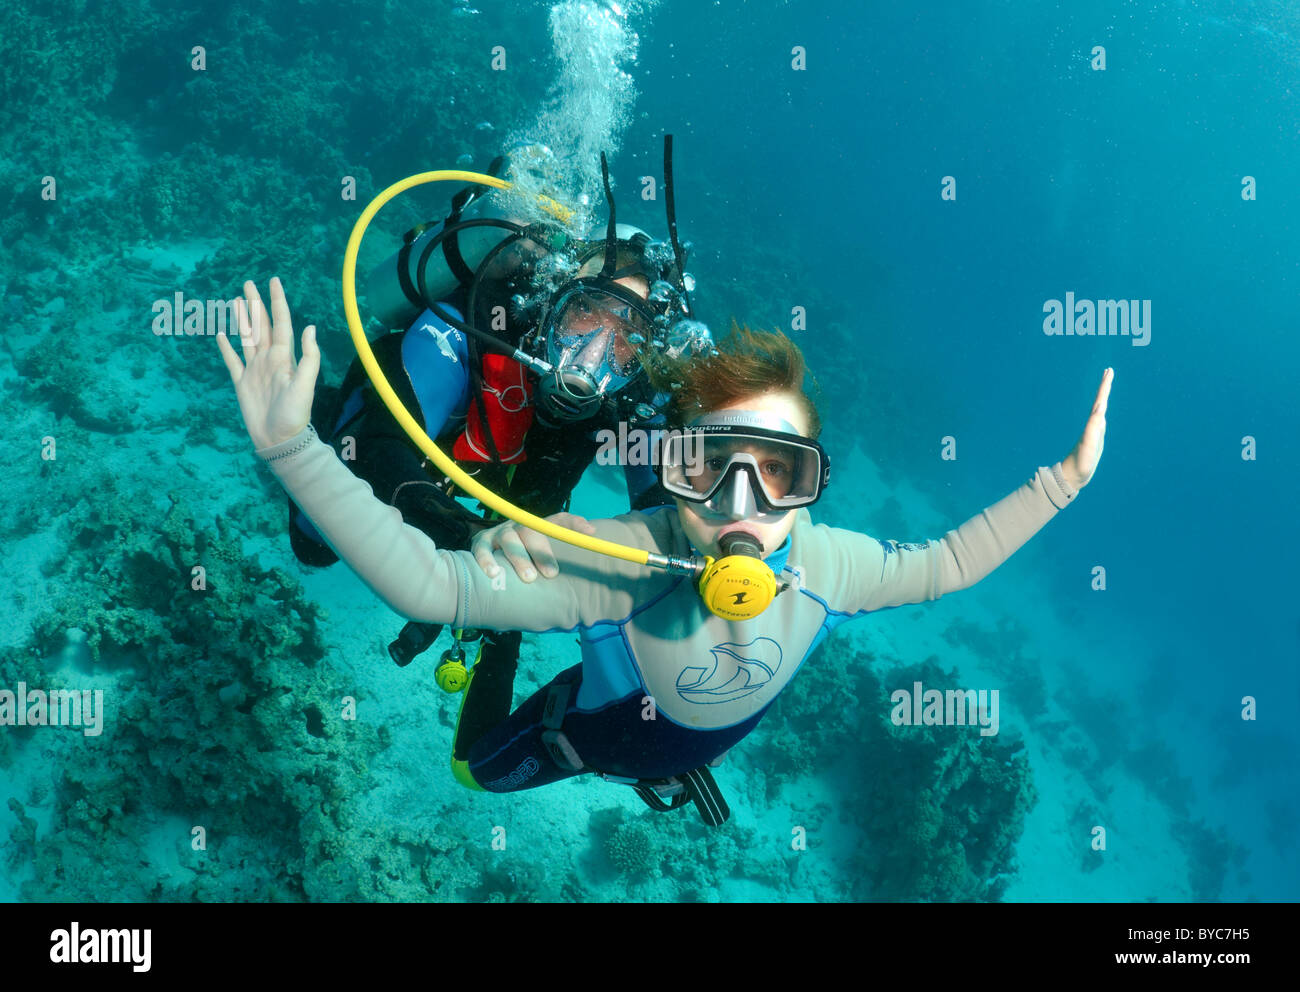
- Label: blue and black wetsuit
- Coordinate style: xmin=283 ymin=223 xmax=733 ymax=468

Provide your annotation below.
xmin=285 ymin=301 xmax=670 ymax=769
xmin=259 ymin=422 xmax=1079 ymax=794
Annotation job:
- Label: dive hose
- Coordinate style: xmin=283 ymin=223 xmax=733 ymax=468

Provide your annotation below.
xmin=341 ymin=170 xmax=778 ymax=621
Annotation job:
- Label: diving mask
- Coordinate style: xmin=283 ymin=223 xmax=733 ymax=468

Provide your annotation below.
xmin=657 ymin=411 xmax=830 ymax=520
xmin=533 ymin=279 xmax=659 ymax=421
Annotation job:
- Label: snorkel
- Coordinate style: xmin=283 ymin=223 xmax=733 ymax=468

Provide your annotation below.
xmin=340 ymin=147 xmax=782 ymax=621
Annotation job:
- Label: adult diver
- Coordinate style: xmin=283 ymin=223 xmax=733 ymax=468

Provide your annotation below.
xmin=220 ymin=269 xmax=1113 ymax=825
xmin=287 ymin=139 xmax=715 ymax=767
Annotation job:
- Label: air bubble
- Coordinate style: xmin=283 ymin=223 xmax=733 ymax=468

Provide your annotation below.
xmin=665 ymin=319 xmax=712 ymax=358
xmin=648 ymin=280 xmax=676 ymax=303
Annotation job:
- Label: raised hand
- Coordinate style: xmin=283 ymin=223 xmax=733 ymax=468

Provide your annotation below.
xmin=216 ymin=278 xmax=320 ymax=450
xmin=1061 ymin=368 xmax=1113 ymax=491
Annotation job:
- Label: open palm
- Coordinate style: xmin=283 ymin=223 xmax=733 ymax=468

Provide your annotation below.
xmin=216 ymin=278 xmax=321 ymax=450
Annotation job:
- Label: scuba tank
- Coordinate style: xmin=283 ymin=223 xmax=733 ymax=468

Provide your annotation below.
xmin=366 ymin=146 xmax=583 ymax=333
xmin=366 ymin=216 xmax=514 ymax=331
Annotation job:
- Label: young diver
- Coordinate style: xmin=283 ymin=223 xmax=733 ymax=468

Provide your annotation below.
xmin=219 ymin=278 xmax=1112 ymax=825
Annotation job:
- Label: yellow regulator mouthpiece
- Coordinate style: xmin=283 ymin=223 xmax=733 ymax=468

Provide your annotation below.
xmin=342 ymin=170 xmax=778 ymax=620
xmin=697 ymin=554 xmax=778 ymax=621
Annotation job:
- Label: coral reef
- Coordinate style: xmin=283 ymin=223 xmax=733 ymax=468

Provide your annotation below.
xmin=5 ymin=799 xmax=38 ymax=870
xmin=942 ymin=615 xmax=1049 ymax=723
xmin=2 ymin=460 xmax=398 ymax=900
xmin=1171 ymin=816 xmax=1247 ymax=902
xmin=587 ymin=805 xmax=788 ymax=901
xmin=764 ymin=645 xmax=1038 ymax=902
xmin=12 ymin=336 xmax=140 ymax=434
xmin=0 ymin=0 xmax=606 ymax=904
xmin=604 ymin=817 xmax=661 ymax=879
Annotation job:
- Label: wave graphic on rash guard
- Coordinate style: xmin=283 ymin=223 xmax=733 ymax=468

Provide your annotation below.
xmin=676 ymin=637 xmax=784 ymax=705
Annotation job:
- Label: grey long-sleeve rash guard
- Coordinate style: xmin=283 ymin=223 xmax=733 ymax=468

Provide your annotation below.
xmin=257 ymin=424 xmax=1077 ymax=730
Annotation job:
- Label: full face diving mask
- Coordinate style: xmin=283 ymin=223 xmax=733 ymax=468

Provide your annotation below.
xmin=533 ymin=276 xmax=662 ymax=422
xmin=524 ymin=144 xmax=705 ymax=423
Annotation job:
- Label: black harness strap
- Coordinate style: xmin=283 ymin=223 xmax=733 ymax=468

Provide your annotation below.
xmin=443 ymin=155 xmax=507 ymax=287
xmin=632 ymin=782 xmax=692 ymax=813
xmin=537 ymin=685 xmax=731 ymax=825
xmin=599 ymin=152 xmax=618 ymax=277
xmin=663 ymin=134 xmax=694 ymax=318
xmin=540 ymin=682 xmax=584 ymax=771
xmin=681 ymin=766 xmax=730 ymax=827
xmin=396 ymin=225 xmax=430 ymax=311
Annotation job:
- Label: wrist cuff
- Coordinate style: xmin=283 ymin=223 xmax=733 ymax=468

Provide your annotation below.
xmin=1045 ymin=462 xmax=1078 ymax=509
xmin=256 ymin=424 xmax=319 ymax=463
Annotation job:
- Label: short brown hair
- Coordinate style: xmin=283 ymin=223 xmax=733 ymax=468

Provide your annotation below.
xmin=645 ymin=321 xmax=822 ymax=436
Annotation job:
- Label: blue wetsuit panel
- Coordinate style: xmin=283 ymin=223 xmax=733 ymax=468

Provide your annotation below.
xmin=402 ymin=305 xmax=471 ymax=432
xmin=292 ymin=303 xmax=471 ymax=550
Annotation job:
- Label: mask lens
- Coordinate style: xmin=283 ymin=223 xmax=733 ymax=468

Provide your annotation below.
xmin=549 ymin=290 xmax=649 ymax=379
xmin=752 ymin=443 xmax=799 ymax=501
xmin=660 ymin=430 xmax=825 ymax=509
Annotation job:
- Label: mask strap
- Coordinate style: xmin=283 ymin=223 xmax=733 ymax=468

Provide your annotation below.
xmin=600 ymin=151 xmax=618 ymax=279
xmin=663 ymin=134 xmax=693 ymax=317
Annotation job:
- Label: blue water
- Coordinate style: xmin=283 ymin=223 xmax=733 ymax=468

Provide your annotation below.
xmin=0 ymin=0 xmax=1295 ymax=902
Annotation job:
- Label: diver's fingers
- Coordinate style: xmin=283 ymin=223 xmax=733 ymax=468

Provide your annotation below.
xmin=268 ymin=276 xmax=294 ymax=352
xmin=242 ymin=281 xmax=271 ymax=353
xmin=548 ymin=511 xmax=596 ymax=536
xmin=235 ymin=292 xmax=251 ymax=343
xmin=518 ymin=527 xmax=559 ymax=578
xmin=1092 ymin=367 xmax=1113 ymax=418
xmin=279 ymin=325 xmax=319 ymax=432
xmin=216 ymin=331 xmax=244 ymax=383
xmin=1065 ymin=368 xmax=1113 ymax=489
xmin=1081 ymin=369 xmax=1111 ymax=449
xmin=470 ymin=530 xmax=503 ymax=580
xmin=294 ymin=325 xmax=320 ymax=392
xmin=496 ymin=527 xmax=538 ymax=581
xmin=522 ymin=512 xmax=593 ymax=578
xmin=233 ymin=293 xmax=258 ymax=359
